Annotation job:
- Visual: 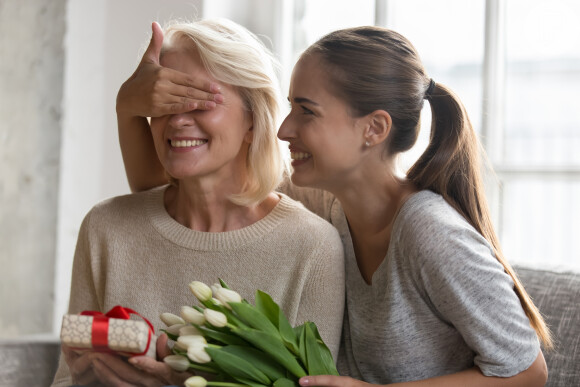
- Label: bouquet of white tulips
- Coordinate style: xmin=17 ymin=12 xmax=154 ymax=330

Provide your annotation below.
xmin=160 ymin=279 xmax=338 ymax=387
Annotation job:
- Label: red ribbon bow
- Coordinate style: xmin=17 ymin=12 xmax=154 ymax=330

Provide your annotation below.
xmin=80 ymin=305 xmax=154 ymax=356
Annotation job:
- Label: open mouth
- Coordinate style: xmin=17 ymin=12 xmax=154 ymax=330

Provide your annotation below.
xmin=291 ymin=151 xmax=312 ymax=161
xmin=170 ymin=139 xmax=208 ymax=148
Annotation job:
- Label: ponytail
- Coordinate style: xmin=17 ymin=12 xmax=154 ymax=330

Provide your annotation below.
xmin=408 ymin=83 xmax=553 ymax=349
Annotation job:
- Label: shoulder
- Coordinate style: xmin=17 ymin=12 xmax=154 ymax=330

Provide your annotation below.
xmin=277 ymin=193 xmax=340 ymax=236
xmin=276 ymin=193 xmax=343 ymax=258
xmin=82 ymin=186 xmax=164 ymax=229
xmin=393 ymin=190 xmax=495 ymax=272
xmin=277 ymin=176 xmax=336 ymax=222
xmin=396 ymin=190 xmax=489 ymax=248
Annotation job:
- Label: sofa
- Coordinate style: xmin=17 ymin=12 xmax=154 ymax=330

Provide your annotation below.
xmin=0 ymin=266 xmax=578 ymax=387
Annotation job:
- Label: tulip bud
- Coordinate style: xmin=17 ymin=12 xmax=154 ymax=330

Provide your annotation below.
xmin=160 ymin=312 xmax=185 ymax=327
xmin=164 ymin=354 xmax=190 ymax=372
xmin=165 ymin=323 xmax=186 ymax=336
xmin=176 ymin=334 xmax=207 ymax=351
xmin=179 ymin=325 xmax=202 ymax=337
xmin=187 ymin=344 xmax=211 ymax=364
xmin=189 ymin=281 xmax=212 ymax=302
xmin=181 ymin=306 xmax=206 ymax=325
xmin=211 ymin=283 xmax=222 ymax=296
xmin=214 ymin=287 xmax=242 ymax=309
xmin=185 ymin=376 xmax=208 ymax=387
xmin=204 ymin=308 xmax=228 ymax=328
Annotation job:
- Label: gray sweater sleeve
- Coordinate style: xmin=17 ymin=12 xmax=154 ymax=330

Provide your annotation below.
xmin=398 ymin=195 xmax=540 ymax=377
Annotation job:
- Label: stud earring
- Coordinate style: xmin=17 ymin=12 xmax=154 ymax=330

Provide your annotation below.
xmin=365 ymin=141 xmax=371 ymax=147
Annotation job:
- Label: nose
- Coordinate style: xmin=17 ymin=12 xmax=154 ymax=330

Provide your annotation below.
xmin=168 ymin=112 xmax=196 ymax=129
xmin=277 ymin=113 xmax=295 ymax=141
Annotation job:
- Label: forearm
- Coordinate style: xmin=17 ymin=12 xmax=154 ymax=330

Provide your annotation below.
xmin=117 ymin=112 xmax=166 ymax=192
xmin=390 ymin=352 xmax=547 ymax=387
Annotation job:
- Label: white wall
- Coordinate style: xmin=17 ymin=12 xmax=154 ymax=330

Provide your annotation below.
xmin=54 ymin=0 xmax=205 ymax=334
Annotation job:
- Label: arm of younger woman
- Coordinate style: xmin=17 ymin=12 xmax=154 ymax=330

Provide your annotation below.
xmin=299 ymin=351 xmax=547 ymax=387
xmin=117 ymin=22 xmax=223 ymax=192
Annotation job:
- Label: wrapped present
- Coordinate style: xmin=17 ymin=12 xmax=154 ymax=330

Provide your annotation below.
xmin=60 ymin=305 xmax=157 ymax=358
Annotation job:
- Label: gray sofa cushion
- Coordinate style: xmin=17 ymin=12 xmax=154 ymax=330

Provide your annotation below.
xmin=515 ymin=266 xmax=580 ymax=387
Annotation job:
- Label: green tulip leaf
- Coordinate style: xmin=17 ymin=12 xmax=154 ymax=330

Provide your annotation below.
xmin=195 ymin=325 xmax=248 ymax=346
xmin=255 ymin=290 xmax=299 ymax=354
xmin=307 ymin=322 xmax=338 ymax=375
xmin=221 ymin=345 xmax=288 ymax=381
xmin=229 ymin=302 xmax=280 ymax=337
xmin=205 ymin=346 xmax=271 ymax=385
xmin=273 ymin=378 xmax=299 ymax=387
xmin=218 ymin=278 xmax=231 ymax=289
xmin=231 ymin=327 xmax=307 ymax=378
xmin=303 ymin=322 xmax=339 ymax=376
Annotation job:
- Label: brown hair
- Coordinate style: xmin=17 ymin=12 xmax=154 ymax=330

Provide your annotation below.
xmin=305 ymin=26 xmax=552 ymax=348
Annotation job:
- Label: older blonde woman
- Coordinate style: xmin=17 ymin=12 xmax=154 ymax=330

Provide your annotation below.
xmin=51 ymin=19 xmax=344 ymax=387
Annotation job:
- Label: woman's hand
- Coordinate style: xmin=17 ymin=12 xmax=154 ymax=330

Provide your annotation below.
xmin=116 ymin=21 xmax=223 ymax=120
xmin=91 ymin=353 xmax=191 ymax=387
xmin=62 ymin=344 xmax=100 ymax=385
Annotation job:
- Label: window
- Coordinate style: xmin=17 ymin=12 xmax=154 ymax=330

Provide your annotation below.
xmin=290 ymin=0 xmax=580 ymax=270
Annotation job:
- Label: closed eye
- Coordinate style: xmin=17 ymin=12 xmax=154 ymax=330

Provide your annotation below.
xmin=300 ymin=105 xmax=314 ymax=115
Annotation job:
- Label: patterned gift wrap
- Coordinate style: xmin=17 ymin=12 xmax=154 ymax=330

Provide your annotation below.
xmin=60 ymin=309 xmax=157 ymax=358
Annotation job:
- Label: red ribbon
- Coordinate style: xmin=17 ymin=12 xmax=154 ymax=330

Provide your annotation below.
xmin=79 ymin=305 xmax=154 ymax=356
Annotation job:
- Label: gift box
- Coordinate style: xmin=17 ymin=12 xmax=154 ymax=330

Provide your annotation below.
xmin=60 ymin=306 xmax=157 ymax=358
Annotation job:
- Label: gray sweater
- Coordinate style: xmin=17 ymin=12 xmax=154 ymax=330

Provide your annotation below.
xmin=52 ymin=186 xmax=345 ymax=386
xmin=283 ymin=184 xmax=540 ymax=383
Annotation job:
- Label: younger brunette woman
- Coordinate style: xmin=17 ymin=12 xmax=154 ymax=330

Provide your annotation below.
xmin=117 ymin=25 xmax=551 ymax=386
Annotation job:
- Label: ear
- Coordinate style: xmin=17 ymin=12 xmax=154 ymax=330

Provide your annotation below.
xmin=363 ymin=110 xmax=392 ymax=147
xmin=243 ymin=111 xmax=254 ymax=144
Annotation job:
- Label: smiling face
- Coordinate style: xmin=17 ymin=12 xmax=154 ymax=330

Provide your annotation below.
xmin=151 ymin=45 xmax=253 ymax=183
xmin=278 ymin=53 xmax=368 ymax=190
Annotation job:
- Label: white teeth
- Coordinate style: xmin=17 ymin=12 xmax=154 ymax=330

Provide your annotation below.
xmin=291 ymin=152 xmax=311 ymax=160
xmin=171 ymin=139 xmax=207 ymax=148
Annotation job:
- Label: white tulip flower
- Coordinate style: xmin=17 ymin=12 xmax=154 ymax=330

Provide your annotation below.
xmin=214 ymin=287 xmax=242 ymax=308
xmin=176 ymin=334 xmax=207 ymax=351
xmin=204 ymin=308 xmax=228 ymax=328
xmin=179 ymin=325 xmax=202 ymax=337
xmin=187 ymin=344 xmax=211 ymax=364
xmin=165 ymin=323 xmax=186 ymax=336
xmin=181 ymin=306 xmax=206 ymax=325
xmin=210 ymin=283 xmax=222 ymax=296
xmin=163 ymin=355 xmax=190 ymax=372
xmin=160 ymin=312 xmax=185 ymax=327
xmin=189 ymin=281 xmax=212 ymax=302
xmin=185 ymin=376 xmax=208 ymax=387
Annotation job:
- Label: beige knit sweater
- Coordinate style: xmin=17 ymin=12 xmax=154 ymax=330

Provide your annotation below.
xmin=52 ymin=186 xmax=345 ymax=386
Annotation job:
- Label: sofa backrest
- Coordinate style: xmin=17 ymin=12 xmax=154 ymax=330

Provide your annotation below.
xmin=515 ymin=266 xmax=580 ymax=387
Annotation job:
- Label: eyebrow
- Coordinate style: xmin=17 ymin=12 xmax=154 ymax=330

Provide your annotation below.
xmin=288 ymin=96 xmax=320 ymax=106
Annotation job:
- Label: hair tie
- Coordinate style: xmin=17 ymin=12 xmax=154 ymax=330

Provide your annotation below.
xmin=424 ymin=79 xmax=436 ymax=100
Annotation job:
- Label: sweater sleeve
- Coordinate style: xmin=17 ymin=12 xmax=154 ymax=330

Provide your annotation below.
xmin=51 ymin=210 xmax=103 ymax=387
xmin=401 ymin=200 xmax=540 ymax=377
xmin=294 ymin=228 xmax=345 ymax=362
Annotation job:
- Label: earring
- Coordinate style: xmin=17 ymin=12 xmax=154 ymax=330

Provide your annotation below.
xmin=365 ymin=141 xmax=371 ymax=147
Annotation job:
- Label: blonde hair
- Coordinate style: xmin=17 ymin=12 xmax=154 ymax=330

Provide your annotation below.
xmin=161 ymin=19 xmax=285 ymax=206
xmin=307 ymin=26 xmax=553 ymax=349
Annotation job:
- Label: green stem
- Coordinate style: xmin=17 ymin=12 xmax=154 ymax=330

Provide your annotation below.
xmin=188 ymin=363 xmax=218 ymax=374
xmin=207 ymin=382 xmax=248 ymax=387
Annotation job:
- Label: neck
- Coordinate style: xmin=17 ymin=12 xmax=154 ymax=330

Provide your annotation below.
xmin=164 ymin=177 xmax=278 ymax=232
xmin=330 ymin=167 xmax=417 ymax=284
xmin=332 ymin=165 xmax=415 ymax=234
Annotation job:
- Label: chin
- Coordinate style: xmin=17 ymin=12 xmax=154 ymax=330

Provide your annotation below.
xmin=290 ymin=170 xmax=317 ymax=189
